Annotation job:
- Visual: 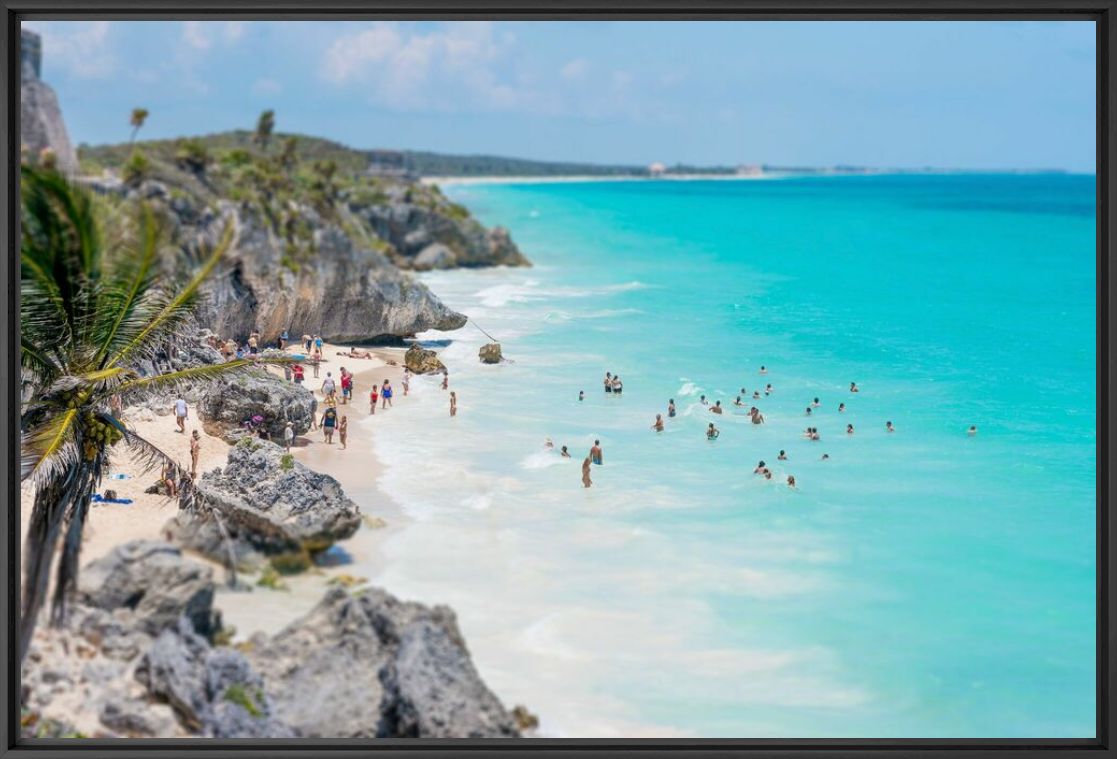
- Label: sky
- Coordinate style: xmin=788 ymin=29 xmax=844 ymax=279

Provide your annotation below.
xmin=24 ymin=20 xmax=1096 ymax=171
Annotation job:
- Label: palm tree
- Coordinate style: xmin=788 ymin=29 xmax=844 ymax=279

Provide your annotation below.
xmin=253 ymin=109 xmax=275 ymax=153
xmin=19 ymin=166 xmax=261 ymax=663
xmin=128 ymin=108 xmax=149 ymax=146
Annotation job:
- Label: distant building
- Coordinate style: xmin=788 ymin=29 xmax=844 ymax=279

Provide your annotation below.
xmin=648 ymin=162 xmax=667 ymax=177
xmin=366 ymin=149 xmax=415 ymax=180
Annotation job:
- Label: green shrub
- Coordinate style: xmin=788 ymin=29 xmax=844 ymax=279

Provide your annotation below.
xmin=279 ymin=453 xmax=295 ymax=470
xmin=269 ymin=550 xmax=311 ymax=575
xmin=121 ymin=150 xmax=151 ymax=187
xmin=256 ymin=565 xmax=289 ymax=591
xmin=223 ymin=683 xmax=263 ymax=718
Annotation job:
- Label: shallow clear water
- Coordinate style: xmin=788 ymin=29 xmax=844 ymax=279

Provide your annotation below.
xmin=360 ymin=175 xmax=1096 ymax=738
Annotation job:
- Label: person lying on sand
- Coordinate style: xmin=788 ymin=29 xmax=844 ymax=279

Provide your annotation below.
xmin=652 ymin=414 xmax=664 ymax=432
xmin=707 ymin=423 xmax=720 ymax=440
xmin=337 ymin=348 xmax=374 ymax=359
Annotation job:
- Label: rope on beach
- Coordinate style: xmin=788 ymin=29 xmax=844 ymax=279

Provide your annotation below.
xmin=470 ymin=319 xmax=499 ymax=343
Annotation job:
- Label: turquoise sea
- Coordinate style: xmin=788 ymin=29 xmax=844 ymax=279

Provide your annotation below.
xmin=360 ymin=174 xmax=1096 ymax=738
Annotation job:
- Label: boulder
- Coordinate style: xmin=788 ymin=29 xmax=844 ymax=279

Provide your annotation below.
xmin=478 ymin=343 xmax=502 ymax=364
xmin=199 ymin=370 xmax=316 ymax=440
xmin=136 ymin=619 xmax=293 ymax=738
xmin=412 ymin=243 xmax=456 ymax=271
xmin=246 ymin=586 xmax=520 ymax=738
xmin=163 ymin=512 xmax=267 ymax=573
xmin=404 ymin=345 xmax=446 ymax=375
xmin=99 ymin=694 xmax=178 ymax=737
xmin=190 ymin=438 xmax=361 ymax=562
xmin=19 ymin=30 xmax=78 ymax=175
xmin=77 ymin=541 xmax=219 ymax=639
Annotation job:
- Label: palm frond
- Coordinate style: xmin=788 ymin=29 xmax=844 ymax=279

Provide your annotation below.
xmin=20 ymin=408 xmax=79 ymax=482
xmin=114 ymin=359 xmax=289 ymax=399
xmin=106 ymin=222 xmax=234 ymax=369
xmin=120 ymin=425 xmax=181 ymax=477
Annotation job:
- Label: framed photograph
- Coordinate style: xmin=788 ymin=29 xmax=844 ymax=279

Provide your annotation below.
xmin=4 ymin=2 xmax=1112 ymax=758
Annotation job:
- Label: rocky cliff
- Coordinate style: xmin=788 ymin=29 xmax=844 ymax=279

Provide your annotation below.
xmin=20 ymin=29 xmax=78 ymax=175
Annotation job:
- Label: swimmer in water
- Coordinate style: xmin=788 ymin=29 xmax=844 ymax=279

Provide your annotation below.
xmin=759 ymin=365 xmax=768 ymax=375
xmin=846 ymin=424 xmax=854 ymax=435
xmin=805 ymin=407 xmax=812 ymax=416
xmin=968 ymin=425 xmax=978 ymax=435
xmin=886 ymin=421 xmax=895 ymax=433
xmin=707 ymin=423 xmax=720 ymax=440
xmin=812 ymin=397 xmax=820 ymax=407
xmin=591 ymin=440 xmax=603 ymax=465
xmin=579 ymin=390 xmax=585 ymax=402
xmin=753 ymin=460 xmax=767 ymax=474
xmin=734 ymin=395 xmax=744 ymax=407
xmin=668 ymin=399 xmax=677 ymax=417
xmin=700 ymin=394 xmax=709 ymax=406
xmin=652 ymin=414 xmax=664 ymax=432
xmin=582 ymin=457 xmax=593 ymax=487
xmin=838 ymin=402 xmax=846 ymax=413
xmin=821 ymin=453 xmax=830 ymax=460
xmin=778 ymin=450 xmax=787 ymax=461
xmin=787 ymin=475 xmax=796 ymax=488
xmin=850 ymin=382 xmax=859 ymax=393
xmin=765 ymin=383 xmax=773 ymax=394
xmin=740 ymin=387 xmax=747 ymax=396
xmin=561 ymin=445 xmax=571 ymax=458
xmin=604 ymin=372 xmax=613 ymax=393
xmin=753 ymin=391 xmax=761 ymax=399
xmin=711 ymin=400 xmax=723 ymax=414
xmin=763 ymin=470 xmax=773 ymax=480
xmin=750 ymin=407 xmax=765 ymax=425
xmin=544 ymin=438 xmax=554 ymax=449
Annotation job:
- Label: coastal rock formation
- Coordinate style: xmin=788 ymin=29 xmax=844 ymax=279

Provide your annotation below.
xmin=404 ymin=344 xmax=446 ymax=375
xmin=353 ymin=191 xmax=530 ymax=270
xmin=246 ymin=586 xmax=520 ymax=738
xmin=188 ymin=438 xmax=361 ymax=564
xmin=478 ymin=343 xmax=503 ymax=364
xmin=20 ymin=30 xmax=78 ymax=175
xmin=77 ymin=541 xmax=220 ymax=640
xmin=198 ymin=370 xmax=316 ymax=440
xmin=191 ymin=203 xmax=467 ymax=345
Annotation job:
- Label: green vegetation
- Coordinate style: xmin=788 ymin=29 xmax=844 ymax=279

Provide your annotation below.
xmin=279 ymin=453 xmax=295 ymax=470
xmin=121 ymin=150 xmax=151 ymax=187
xmin=269 ymin=550 xmax=312 ymax=575
xmin=18 ymin=166 xmax=263 ymax=664
xmin=213 ymin=624 xmax=238 ymax=647
xmin=256 ymin=565 xmax=289 ymax=591
xmin=128 ymin=107 xmax=148 ymax=145
xmin=223 ymin=683 xmax=264 ymax=718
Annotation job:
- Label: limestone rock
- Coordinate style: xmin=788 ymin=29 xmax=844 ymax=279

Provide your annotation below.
xmin=412 ymin=243 xmax=455 ymax=271
xmin=246 ymin=586 xmax=519 ymax=738
xmin=20 ymin=30 xmax=78 ymax=175
xmin=190 ymin=438 xmax=361 ymax=561
xmin=199 ymin=370 xmax=316 ymax=440
xmin=478 ymin=343 xmax=503 ymax=364
xmin=77 ymin=541 xmax=219 ymax=639
xmin=404 ymin=344 xmax=446 ymax=375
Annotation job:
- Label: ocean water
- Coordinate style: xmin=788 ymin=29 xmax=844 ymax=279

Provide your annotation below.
xmin=359 ymin=174 xmax=1096 ymax=738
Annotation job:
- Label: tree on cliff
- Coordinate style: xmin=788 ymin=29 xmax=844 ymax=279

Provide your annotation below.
xmin=128 ymin=107 xmax=148 ymax=145
xmin=254 ymin=109 xmax=275 ymax=153
xmin=18 ymin=166 xmax=263 ymax=664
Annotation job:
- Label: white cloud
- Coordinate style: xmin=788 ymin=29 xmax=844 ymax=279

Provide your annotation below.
xmin=321 ymin=22 xmax=525 ymax=112
xmin=252 ymin=77 xmax=283 ymax=96
xmin=32 ymin=21 xmax=115 ymax=79
xmin=560 ymin=57 xmax=590 ymax=81
xmin=181 ymin=21 xmax=211 ymax=50
xmin=180 ymin=21 xmax=245 ymax=51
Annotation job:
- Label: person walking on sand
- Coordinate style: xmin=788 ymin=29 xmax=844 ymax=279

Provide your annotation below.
xmin=173 ymin=397 xmax=188 ymax=433
xmin=293 ymin=363 xmax=305 ymax=385
xmin=322 ymin=372 xmax=337 ymax=400
xmin=582 ymin=457 xmax=593 ymax=488
xmin=315 ymin=334 xmax=324 ymax=353
xmin=450 ymin=391 xmax=458 ymax=417
xmin=339 ymin=416 xmax=348 ymax=450
xmin=369 ymin=385 xmax=379 ymax=415
xmin=652 ymin=414 xmax=664 ymax=432
xmin=321 ymin=406 xmax=338 ymax=443
xmin=381 ymin=380 xmax=393 ymax=409
xmin=284 ymin=422 xmax=295 ymax=451
xmin=189 ymin=430 xmax=200 ymax=479
xmin=312 ymin=355 xmax=321 ymax=379
xmin=590 ymin=440 xmax=603 ymax=465
xmin=707 ymin=422 xmax=720 ymax=440
xmin=340 ymin=368 xmax=352 ymax=405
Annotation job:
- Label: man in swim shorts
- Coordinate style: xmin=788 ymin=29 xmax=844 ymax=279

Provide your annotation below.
xmin=590 ymin=440 xmax=603 ymax=465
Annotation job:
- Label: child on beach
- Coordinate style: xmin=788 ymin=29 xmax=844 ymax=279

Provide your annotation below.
xmin=339 ymin=416 xmax=348 ymax=450
xmin=450 ymin=391 xmax=457 ymax=417
xmin=369 ymin=385 xmax=378 ymax=414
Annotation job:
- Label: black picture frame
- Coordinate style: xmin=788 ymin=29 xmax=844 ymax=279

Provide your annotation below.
xmin=2 ymin=2 xmax=1112 ymax=757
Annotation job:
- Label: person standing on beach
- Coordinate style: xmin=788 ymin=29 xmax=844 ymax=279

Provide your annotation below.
xmin=284 ymin=422 xmax=295 ymax=451
xmin=189 ymin=430 xmax=200 ymax=479
xmin=652 ymin=414 xmax=664 ymax=432
xmin=322 ymin=372 xmax=337 ymax=401
xmin=293 ymin=363 xmax=305 ymax=385
xmin=315 ymin=334 xmax=324 ymax=353
xmin=402 ymin=368 xmax=411 ymax=396
xmin=340 ymin=368 xmax=352 ymax=405
xmin=449 ymin=391 xmax=457 ymax=417
xmin=280 ymin=330 xmax=288 ymax=350
xmin=369 ymin=385 xmax=379 ymax=415
xmin=321 ymin=406 xmax=338 ymax=443
xmin=582 ymin=457 xmax=593 ymax=488
xmin=173 ymin=398 xmax=188 ymax=433
xmin=312 ymin=356 xmax=320 ymax=379
xmin=303 ymin=334 xmax=312 ymax=352
xmin=338 ymin=416 xmax=348 ymax=450
xmin=382 ymin=380 xmax=393 ymax=409
xmin=590 ymin=440 xmax=603 ymax=465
